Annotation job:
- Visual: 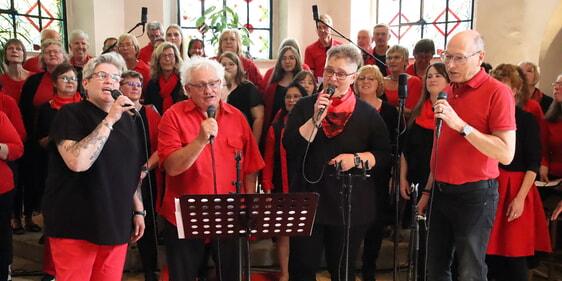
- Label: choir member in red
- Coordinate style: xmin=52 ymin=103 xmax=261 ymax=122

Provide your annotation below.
xmin=383 ymin=45 xmax=423 ymax=117
xmin=0 ymin=38 xmax=35 ymax=103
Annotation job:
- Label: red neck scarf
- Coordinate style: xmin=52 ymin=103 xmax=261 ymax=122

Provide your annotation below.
xmin=321 ymin=88 xmax=356 ymax=138
xmin=415 ymin=99 xmax=435 ymax=130
xmin=50 ymin=92 xmax=82 ymax=110
xmin=159 ymin=72 xmax=178 ymax=112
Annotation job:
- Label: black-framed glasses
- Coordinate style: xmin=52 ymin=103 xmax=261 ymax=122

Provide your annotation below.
xmin=188 ymin=79 xmax=222 ymax=90
xmin=58 ymin=76 xmax=77 ymax=82
xmin=440 ymin=51 xmax=481 ymax=65
xmin=324 ymin=68 xmax=355 ymax=80
xmin=90 ymin=71 xmax=121 ymax=83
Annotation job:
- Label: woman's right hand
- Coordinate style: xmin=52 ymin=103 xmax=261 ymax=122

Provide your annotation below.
xmin=313 ymin=93 xmax=332 ymax=124
xmin=417 ymin=194 xmax=429 ymax=216
xmin=539 ymin=165 xmax=550 ymax=182
xmin=400 ymin=178 xmax=411 ymax=200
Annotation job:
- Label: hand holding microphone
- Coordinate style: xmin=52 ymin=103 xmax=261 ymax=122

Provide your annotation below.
xmin=315 ymin=85 xmax=336 ymax=124
xmin=108 ymin=89 xmax=138 ymax=122
xmin=201 ymin=105 xmax=218 ymax=145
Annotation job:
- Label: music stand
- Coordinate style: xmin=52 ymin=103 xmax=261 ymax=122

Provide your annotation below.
xmin=176 ymin=192 xmax=319 ymax=281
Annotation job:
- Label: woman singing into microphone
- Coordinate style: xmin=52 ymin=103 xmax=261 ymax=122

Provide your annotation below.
xmin=283 ymin=44 xmax=391 ymax=281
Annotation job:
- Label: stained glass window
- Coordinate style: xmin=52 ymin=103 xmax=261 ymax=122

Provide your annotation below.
xmin=0 ymin=0 xmax=66 ymax=51
xmin=178 ymin=0 xmax=272 ymax=59
xmin=376 ymin=0 xmax=474 ymax=56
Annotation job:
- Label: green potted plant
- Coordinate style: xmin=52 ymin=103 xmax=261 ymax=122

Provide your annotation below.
xmin=195 ymin=5 xmax=253 ymax=52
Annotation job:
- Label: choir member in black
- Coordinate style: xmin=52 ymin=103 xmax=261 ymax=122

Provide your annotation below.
xmin=120 ymin=70 xmax=162 ymax=281
xmin=399 ymin=62 xmax=450 ymax=281
xmin=284 ymin=44 xmax=391 ymax=281
xmin=354 ymin=64 xmax=398 ymax=281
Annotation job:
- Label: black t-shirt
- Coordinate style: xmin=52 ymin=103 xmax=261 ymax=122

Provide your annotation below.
xmin=43 ymin=100 xmax=142 ymax=245
xmin=227 ymin=81 xmax=263 ymax=126
xmin=401 ymin=122 xmax=433 ymax=188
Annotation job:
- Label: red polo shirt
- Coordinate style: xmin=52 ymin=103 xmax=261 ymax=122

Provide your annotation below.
xmin=304 ymin=39 xmax=344 ymax=80
xmin=138 ymin=44 xmax=154 ymax=65
xmin=432 ymin=68 xmax=516 ymax=185
xmin=158 ymin=99 xmax=265 ymax=226
xmin=0 ymin=111 xmax=24 ymax=194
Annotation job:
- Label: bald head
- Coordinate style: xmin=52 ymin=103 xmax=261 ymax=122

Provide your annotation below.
xmin=357 ymin=29 xmax=372 ymax=50
xmin=444 ymin=30 xmax=485 ymax=83
xmin=41 ymin=29 xmax=61 ymax=43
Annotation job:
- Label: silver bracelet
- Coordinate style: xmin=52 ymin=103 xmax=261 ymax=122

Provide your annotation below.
xmin=101 ymin=119 xmax=113 ymax=131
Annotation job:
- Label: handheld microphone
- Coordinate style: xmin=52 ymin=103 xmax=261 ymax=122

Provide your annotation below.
xmin=435 ymin=91 xmax=447 ymax=138
xmin=312 ymin=5 xmax=319 ymax=21
xmin=110 ymin=89 xmax=140 ymax=115
xmin=398 ymin=73 xmax=408 ymax=107
xmin=207 ymin=105 xmax=216 ymax=144
xmin=317 ymin=84 xmax=337 ymax=117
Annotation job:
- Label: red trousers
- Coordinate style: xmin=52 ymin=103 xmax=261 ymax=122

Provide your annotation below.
xmin=50 ymin=238 xmax=127 ymax=281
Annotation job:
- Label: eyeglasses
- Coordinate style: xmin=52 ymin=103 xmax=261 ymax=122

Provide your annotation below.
xmin=90 ymin=71 xmax=121 ymax=83
xmin=188 ymin=79 xmax=221 ymax=90
xmin=44 ymin=50 xmax=61 ymax=55
xmin=440 ymin=51 xmax=481 ymax=65
xmin=324 ymin=68 xmax=355 ymax=80
xmin=58 ymin=76 xmax=77 ymax=82
xmin=285 ymin=94 xmax=302 ymax=100
xmin=160 ymin=53 xmax=175 ymax=59
xmin=123 ymin=82 xmax=142 ymax=87
xmin=386 ymin=55 xmax=403 ymax=61
xmin=552 ymin=82 xmax=562 ymax=87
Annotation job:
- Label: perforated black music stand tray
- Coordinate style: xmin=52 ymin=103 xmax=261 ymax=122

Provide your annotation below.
xmin=176 ymin=192 xmax=319 ymax=281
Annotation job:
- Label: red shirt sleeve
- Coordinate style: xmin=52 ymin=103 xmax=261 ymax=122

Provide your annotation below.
xmin=261 ymin=126 xmax=276 ymax=191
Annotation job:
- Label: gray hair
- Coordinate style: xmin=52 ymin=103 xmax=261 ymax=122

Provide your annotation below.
xmin=326 ymin=44 xmax=362 ymax=72
xmin=82 ymin=52 xmax=127 ymax=80
xmin=69 ymin=29 xmax=89 ymax=44
xmin=147 ymin=21 xmax=164 ymax=33
xmin=180 ymin=57 xmax=224 ymax=87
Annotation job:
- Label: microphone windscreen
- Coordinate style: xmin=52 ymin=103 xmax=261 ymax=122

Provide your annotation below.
xmin=111 ymin=89 xmax=123 ymax=100
xmin=141 ymin=7 xmax=148 ymax=24
xmin=437 ymin=91 xmax=448 ymax=101
xmin=207 ymin=105 xmax=216 ymax=119
xmin=326 ymin=84 xmax=337 ymax=98
xmin=312 ymin=5 xmax=319 ymax=21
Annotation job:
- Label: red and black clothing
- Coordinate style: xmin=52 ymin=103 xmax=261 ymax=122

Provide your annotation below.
xmin=144 ymin=75 xmax=186 ymax=115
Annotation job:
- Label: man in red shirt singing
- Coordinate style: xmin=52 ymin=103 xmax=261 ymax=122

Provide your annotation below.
xmin=417 ymin=30 xmax=516 ymax=281
xmin=157 ymin=57 xmax=264 ymax=281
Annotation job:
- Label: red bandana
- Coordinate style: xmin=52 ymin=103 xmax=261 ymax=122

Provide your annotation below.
xmin=159 ymin=72 xmax=179 ymax=112
xmin=321 ymin=88 xmax=356 ymax=138
xmin=50 ymin=92 xmax=82 ymax=110
xmin=414 ymin=99 xmax=435 ymax=130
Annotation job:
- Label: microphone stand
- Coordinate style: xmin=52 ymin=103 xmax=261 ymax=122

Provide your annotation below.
xmin=335 ymin=160 xmax=370 ymax=281
xmin=406 ymin=183 xmax=419 ymax=281
xmin=392 ymin=92 xmax=407 ymax=281
xmin=231 ymin=151 xmax=249 ymax=281
xmin=314 ymin=14 xmax=386 ymax=67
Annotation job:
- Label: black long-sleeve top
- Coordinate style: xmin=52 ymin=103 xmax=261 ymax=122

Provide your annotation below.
xmin=283 ymin=94 xmax=392 ymax=226
xmin=500 ymin=107 xmax=541 ymax=173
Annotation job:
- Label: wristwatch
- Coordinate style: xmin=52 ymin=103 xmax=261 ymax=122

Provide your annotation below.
xmin=353 ymin=153 xmax=361 ymax=167
xmin=460 ymin=124 xmax=473 ymax=136
xmin=133 ymin=210 xmax=147 ymax=217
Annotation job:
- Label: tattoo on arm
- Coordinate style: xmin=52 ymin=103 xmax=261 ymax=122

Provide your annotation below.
xmin=62 ymin=123 xmax=108 ymax=164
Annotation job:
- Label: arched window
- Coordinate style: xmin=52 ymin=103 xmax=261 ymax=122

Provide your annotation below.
xmin=178 ymin=0 xmax=272 ymax=59
xmin=0 ymin=0 xmax=67 ymax=51
xmin=376 ymin=0 xmax=474 ymax=55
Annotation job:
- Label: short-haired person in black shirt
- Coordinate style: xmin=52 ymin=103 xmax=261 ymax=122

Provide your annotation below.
xmin=42 ymin=53 xmax=145 ymax=281
xmin=284 ymin=44 xmax=392 ymax=281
